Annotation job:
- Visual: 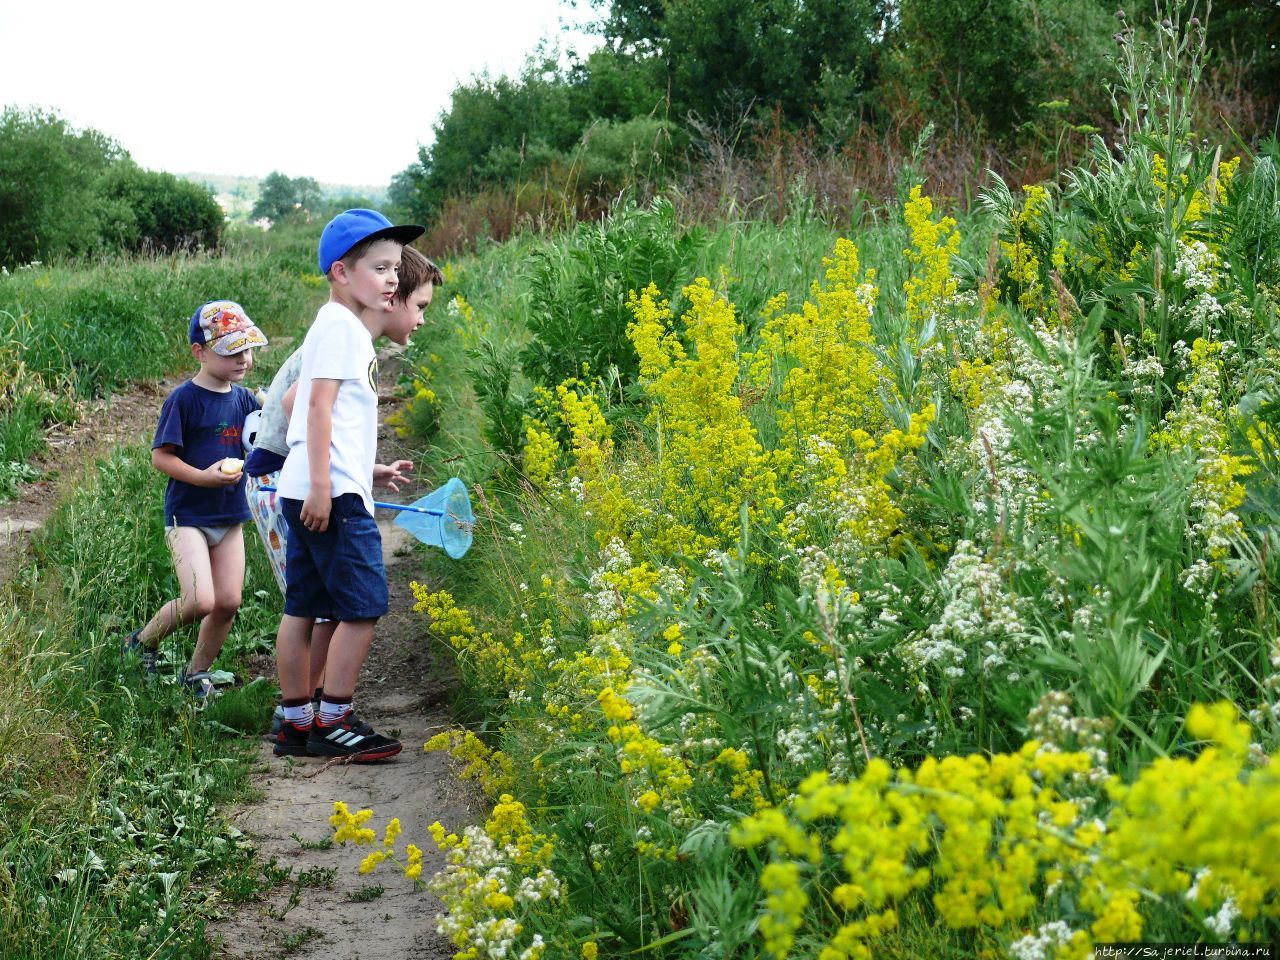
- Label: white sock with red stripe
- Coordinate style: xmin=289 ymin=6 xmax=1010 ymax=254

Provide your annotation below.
xmin=318 ymin=697 xmax=352 ymax=725
xmin=282 ymin=701 xmax=314 ymax=728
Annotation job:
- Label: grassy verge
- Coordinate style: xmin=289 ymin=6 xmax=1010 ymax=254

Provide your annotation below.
xmin=0 ymin=445 xmax=285 ymax=958
xmin=0 ymin=224 xmax=324 ymax=474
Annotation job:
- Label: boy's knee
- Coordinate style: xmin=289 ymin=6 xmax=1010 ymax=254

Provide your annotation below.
xmin=187 ymin=595 xmax=216 ymax=621
xmin=211 ymin=595 xmax=242 ymax=621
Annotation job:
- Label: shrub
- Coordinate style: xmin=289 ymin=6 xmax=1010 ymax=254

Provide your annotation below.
xmin=0 ymin=107 xmax=123 ymax=267
xmin=520 ymin=197 xmax=700 ymax=390
xmin=98 ymin=161 xmax=224 ymax=254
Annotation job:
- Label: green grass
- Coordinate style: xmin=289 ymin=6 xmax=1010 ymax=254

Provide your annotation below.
xmin=0 ymin=222 xmax=326 ymax=471
xmin=0 ymin=446 xmax=287 ymax=958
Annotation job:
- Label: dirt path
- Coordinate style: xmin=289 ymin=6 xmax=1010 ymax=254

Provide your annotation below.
xmin=213 ymin=346 xmax=472 ymax=960
xmin=0 ymin=377 xmax=177 ymax=577
xmin=213 ymin=518 xmax=470 ymax=960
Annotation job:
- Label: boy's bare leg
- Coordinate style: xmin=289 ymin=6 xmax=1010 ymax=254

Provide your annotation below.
xmin=276 ymin=614 xmax=317 ymax=702
xmin=138 ymin=527 xmax=214 ymax=645
xmin=319 ymin=619 xmax=376 ymax=701
xmin=188 ymin=525 xmax=245 ymax=674
xmin=309 ymin=620 xmax=337 ymax=694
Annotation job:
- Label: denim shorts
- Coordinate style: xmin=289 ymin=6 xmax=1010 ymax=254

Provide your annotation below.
xmin=280 ymin=494 xmax=388 ymax=622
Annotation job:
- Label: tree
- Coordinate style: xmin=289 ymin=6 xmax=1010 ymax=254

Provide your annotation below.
xmin=0 ymin=107 xmax=123 ymax=267
xmin=251 ymin=171 xmax=323 ymax=223
xmin=592 ymin=0 xmax=888 ymax=129
xmin=887 ymin=0 xmax=1114 ymax=134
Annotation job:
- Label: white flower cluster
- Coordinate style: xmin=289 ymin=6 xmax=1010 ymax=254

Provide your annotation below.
xmin=516 ymin=869 xmax=561 ymax=904
xmin=585 ymin=539 xmax=634 ymax=623
xmin=1115 ymin=332 xmax=1166 ymax=419
xmin=1180 ymin=557 xmax=1219 ymax=601
xmin=903 ymin=539 xmax=1033 ymax=681
xmin=1205 ymin=897 xmax=1240 ymax=938
xmin=776 ymin=722 xmax=824 ymax=767
xmin=1027 ymin=690 xmax=1111 ymax=782
xmin=1174 ymin=239 xmax=1227 ymax=339
xmin=439 ymin=915 xmax=519 ymax=959
xmin=431 ymin=826 xmax=561 ymax=960
xmin=1008 ymin=920 xmax=1077 ymax=960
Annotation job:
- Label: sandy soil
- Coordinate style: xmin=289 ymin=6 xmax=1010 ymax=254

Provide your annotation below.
xmin=211 ymin=345 xmax=474 ymax=960
xmin=212 ymin=516 xmax=472 ymax=960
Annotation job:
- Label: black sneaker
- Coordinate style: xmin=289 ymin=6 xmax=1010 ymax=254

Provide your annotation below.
xmin=268 ymin=704 xmax=285 ymax=737
xmin=273 ymin=720 xmax=312 ymax=757
xmin=181 ymin=671 xmax=221 ymax=708
xmin=308 ymin=711 xmax=402 ymax=762
xmin=121 ymin=629 xmax=158 ymax=676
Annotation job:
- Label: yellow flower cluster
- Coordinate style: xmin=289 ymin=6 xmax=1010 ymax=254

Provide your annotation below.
xmin=1154 ymin=338 xmax=1253 ymax=561
xmin=621 ymin=278 xmax=784 ymax=557
xmin=607 ymin=713 xmax=694 ymax=817
xmin=386 ymin=370 xmax=442 ymax=440
xmin=733 ymin=704 xmax=1279 ymax=958
xmin=999 ymin=184 xmax=1050 ymax=313
xmin=521 ymin=379 xmax=613 ymax=491
xmin=427 ymin=795 xmax=563 ymax=959
xmin=412 ymin=583 xmax=544 ymax=694
xmin=903 ymin=184 xmax=961 ymax=326
xmin=1152 ymin=152 xmax=1241 ymax=229
xmin=523 ymin=420 xmax=560 ymax=488
xmin=424 ymin=728 xmax=515 ymax=796
xmin=449 ymin=293 xmax=489 ymax=347
xmin=329 ymin=802 xmax=425 ymax=885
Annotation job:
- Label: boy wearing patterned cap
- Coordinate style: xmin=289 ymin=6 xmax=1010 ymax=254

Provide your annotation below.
xmin=122 ymin=300 xmax=267 ymax=701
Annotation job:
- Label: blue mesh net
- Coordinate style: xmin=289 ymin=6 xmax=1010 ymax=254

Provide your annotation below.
xmin=394 ymin=477 xmax=474 ymax=559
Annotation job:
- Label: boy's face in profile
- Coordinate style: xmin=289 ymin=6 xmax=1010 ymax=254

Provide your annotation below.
xmin=193 ymin=342 xmax=254 ymax=383
xmin=384 ymin=283 xmax=435 ymax=347
xmin=338 ymin=239 xmax=402 ymax=312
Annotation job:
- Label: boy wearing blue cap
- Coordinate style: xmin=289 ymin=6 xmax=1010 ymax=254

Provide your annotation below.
xmin=123 ymin=300 xmax=267 ymax=700
xmin=272 ymin=209 xmax=424 ymax=762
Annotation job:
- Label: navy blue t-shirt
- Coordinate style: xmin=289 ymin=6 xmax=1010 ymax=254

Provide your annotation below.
xmin=153 ymin=380 xmax=260 ymax=526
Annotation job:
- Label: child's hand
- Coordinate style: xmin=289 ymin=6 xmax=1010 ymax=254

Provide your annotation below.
xmin=373 ymin=459 xmax=413 ymax=492
xmin=300 ymin=490 xmax=331 ymax=532
xmin=203 ymin=459 xmax=242 ymax=486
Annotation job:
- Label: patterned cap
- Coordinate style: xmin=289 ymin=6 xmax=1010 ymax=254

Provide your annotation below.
xmin=188 ymin=300 xmax=268 ymax=357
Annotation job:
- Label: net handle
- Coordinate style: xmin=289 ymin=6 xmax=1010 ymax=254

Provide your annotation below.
xmin=256 ymin=485 xmax=444 ymax=517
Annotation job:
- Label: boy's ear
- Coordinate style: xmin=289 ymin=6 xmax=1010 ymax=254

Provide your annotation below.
xmin=191 ymin=342 xmax=204 ymax=361
xmin=330 ymin=258 xmax=350 ymax=285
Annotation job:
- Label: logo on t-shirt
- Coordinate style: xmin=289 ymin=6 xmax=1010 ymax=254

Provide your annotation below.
xmin=367 ymin=358 xmax=378 ymax=394
xmin=217 ymin=420 xmax=242 ymax=448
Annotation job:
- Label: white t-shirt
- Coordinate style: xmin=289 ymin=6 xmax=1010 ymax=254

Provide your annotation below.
xmin=276 ymin=302 xmax=379 ymax=515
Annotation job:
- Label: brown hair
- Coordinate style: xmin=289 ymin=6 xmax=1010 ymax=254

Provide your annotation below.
xmin=395 ymin=246 xmax=444 ymax=303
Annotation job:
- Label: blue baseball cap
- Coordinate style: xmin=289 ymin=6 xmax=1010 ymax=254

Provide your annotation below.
xmin=318 ymin=208 xmax=425 ymax=275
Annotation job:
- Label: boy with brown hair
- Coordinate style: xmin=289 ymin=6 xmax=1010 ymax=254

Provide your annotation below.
xmin=247 ymin=244 xmax=442 ymax=734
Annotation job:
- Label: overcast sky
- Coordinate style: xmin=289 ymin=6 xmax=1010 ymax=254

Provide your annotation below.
xmin=0 ymin=0 xmax=598 ymax=187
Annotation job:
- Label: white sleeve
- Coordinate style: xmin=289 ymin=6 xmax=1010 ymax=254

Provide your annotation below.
xmin=307 ymin=309 xmax=367 ymax=383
